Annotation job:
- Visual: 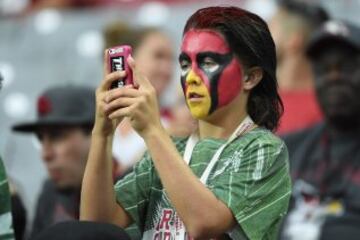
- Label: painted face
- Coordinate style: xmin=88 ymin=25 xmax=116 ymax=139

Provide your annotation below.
xmin=179 ymin=29 xmax=244 ymax=119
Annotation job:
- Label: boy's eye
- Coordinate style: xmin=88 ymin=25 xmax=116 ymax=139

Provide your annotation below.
xmin=201 ymin=57 xmax=219 ymax=72
xmin=180 ymin=59 xmax=191 ymax=76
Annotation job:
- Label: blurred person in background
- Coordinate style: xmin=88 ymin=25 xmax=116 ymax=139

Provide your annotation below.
xmin=167 ymin=87 xmax=197 ymax=138
xmin=0 ymin=73 xmax=15 ymax=240
xmin=269 ymin=0 xmax=329 ymax=134
xmin=281 ymin=20 xmax=360 ymax=240
xmin=104 ymin=21 xmax=196 ymax=176
xmin=8 ymin=181 xmax=27 ymax=240
xmin=0 ymin=147 xmax=14 ymax=240
xmin=12 ymin=85 xmax=95 ymax=239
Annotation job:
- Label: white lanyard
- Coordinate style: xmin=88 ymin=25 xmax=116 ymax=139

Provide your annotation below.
xmin=183 ymin=115 xmax=255 ymax=184
xmin=176 ymin=116 xmax=255 ymax=239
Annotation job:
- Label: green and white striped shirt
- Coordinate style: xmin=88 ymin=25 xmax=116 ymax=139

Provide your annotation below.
xmin=0 ymin=157 xmax=14 ymax=240
xmin=115 ymin=128 xmax=291 ymax=239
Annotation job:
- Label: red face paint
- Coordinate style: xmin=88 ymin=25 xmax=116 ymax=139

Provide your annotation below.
xmin=179 ymin=29 xmax=244 ymax=114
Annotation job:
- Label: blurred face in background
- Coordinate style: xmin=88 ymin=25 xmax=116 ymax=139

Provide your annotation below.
xmin=269 ymin=9 xmax=287 ymax=61
xmin=269 ymin=8 xmax=309 ymax=63
xmin=311 ymin=43 xmax=360 ymax=128
xmin=169 ymin=92 xmax=198 ymax=137
xmin=37 ymin=126 xmax=90 ymax=190
xmin=134 ymin=31 xmax=174 ymax=96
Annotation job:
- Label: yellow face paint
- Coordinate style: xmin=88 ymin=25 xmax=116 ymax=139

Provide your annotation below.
xmin=185 ymin=70 xmax=211 ymax=119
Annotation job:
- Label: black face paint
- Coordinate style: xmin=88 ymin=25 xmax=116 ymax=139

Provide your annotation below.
xmin=196 ymin=52 xmax=233 ymax=112
xmin=179 ymin=52 xmax=191 ymax=93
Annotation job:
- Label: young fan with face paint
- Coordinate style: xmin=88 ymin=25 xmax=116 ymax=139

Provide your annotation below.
xmin=179 ymin=30 xmax=244 ymax=118
xmin=81 ymin=6 xmax=291 ymax=240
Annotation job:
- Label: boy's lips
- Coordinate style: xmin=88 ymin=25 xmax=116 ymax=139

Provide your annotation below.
xmin=187 ymin=92 xmax=204 ymax=102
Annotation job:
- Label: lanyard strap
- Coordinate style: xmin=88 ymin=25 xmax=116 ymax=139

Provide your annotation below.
xmin=174 ymin=116 xmax=255 ymax=239
xmin=183 ymin=115 xmax=255 ymax=184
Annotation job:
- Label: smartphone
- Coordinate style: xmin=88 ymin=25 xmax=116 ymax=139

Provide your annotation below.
xmin=108 ymin=45 xmax=133 ymax=89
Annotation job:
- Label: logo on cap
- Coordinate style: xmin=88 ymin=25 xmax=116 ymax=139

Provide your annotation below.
xmin=37 ymin=96 xmax=52 ymax=116
xmin=324 ymin=21 xmax=350 ymax=37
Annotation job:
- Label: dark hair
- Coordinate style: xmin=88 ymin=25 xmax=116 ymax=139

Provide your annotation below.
xmin=184 ymin=6 xmax=283 ymax=131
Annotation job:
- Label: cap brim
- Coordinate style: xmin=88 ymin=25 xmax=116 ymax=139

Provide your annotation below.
xmin=12 ymin=118 xmax=93 ymax=133
xmin=307 ymin=34 xmax=359 ymax=59
xmin=13 ymin=122 xmax=42 ymax=133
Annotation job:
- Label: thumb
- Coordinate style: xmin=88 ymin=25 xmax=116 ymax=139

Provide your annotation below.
xmin=127 ymin=55 xmax=152 ymax=89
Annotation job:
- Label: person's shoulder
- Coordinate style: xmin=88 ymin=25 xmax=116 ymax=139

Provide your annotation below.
xmin=230 ymin=128 xmax=288 ymax=172
xmin=0 ymin=156 xmax=6 ymax=178
xmin=281 ymin=122 xmax=325 ymax=153
xmin=236 ymin=127 xmax=285 ymax=150
xmin=230 ymin=128 xmax=287 ymax=167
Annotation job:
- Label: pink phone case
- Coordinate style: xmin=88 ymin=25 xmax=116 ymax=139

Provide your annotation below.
xmin=108 ymin=45 xmax=133 ymax=88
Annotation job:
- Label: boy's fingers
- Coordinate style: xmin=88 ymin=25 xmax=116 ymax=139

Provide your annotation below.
xmin=100 ymin=71 xmax=126 ymax=91
xmin=127 ymin=55 xmax=152 ymax=88
xmin=105 ymin=86 xmax=141 ymax=103
xmin=103 ymin=49 xmax=110 ymax=77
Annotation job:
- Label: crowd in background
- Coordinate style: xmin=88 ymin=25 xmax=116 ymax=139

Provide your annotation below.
xmin=1 ymin=0 xmax=360 ymax=239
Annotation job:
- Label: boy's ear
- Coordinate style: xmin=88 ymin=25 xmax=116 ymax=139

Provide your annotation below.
xmin=243 ymin=67 xmax=263 ymax=90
